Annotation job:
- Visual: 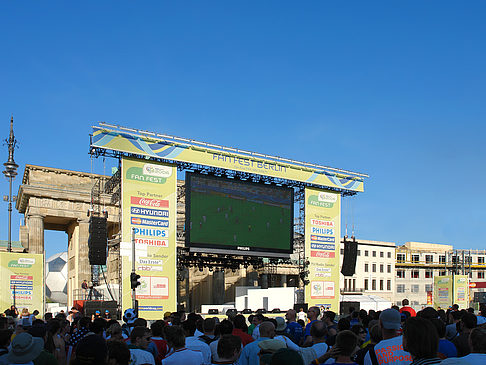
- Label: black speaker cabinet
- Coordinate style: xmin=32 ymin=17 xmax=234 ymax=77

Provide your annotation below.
xmin=88 ymin=216 xmax=107 ymax=265
xmin=341 ymin=239 xmax=358 ymax=276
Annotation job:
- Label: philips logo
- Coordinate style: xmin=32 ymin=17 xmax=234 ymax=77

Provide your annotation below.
xmin=237 ymin=246 xmax=250 ymax=251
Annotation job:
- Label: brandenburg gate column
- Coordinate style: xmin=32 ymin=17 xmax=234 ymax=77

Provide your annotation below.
xmin=77 ymin=219 xmax=91 ymax=284
xmin=28 ymin=214 xmax=44 ymax=254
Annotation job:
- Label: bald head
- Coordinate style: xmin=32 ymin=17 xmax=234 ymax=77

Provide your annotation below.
xmin=286 ymin=309 xmax=296 ymax=322
xmin=259 ymin=321 xmax=275 ymax=338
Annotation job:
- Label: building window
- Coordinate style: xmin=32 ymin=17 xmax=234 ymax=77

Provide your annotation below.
xmin=411 ymin=284 xmax=419 ymax=293
xmin=372 ymin=279 xmax=376 ymax=290
xmin=425 ymin=255 xmax=433 ymax=264
xmin=452 ymin=256 xmax=459 ymax=264
xmin=364 ymin=279 xmax=369 ymax=290
xmin=372 ymin=251 xmax=376 ymax=257
xmin=387 ymin=265 xmax=391 ymax=273
xmin=397 ymin=270 xmax=405 ymax=278
xmin=439 ymin=270 xmax=447 ymax=276
xmin=365 ymin=250 xmax=369 ymax=257
xmin=465 ymin=256 xmax=472 ymax=264
xmin=357 ymin=250 xmax=361 ymax=256
xmin=439 ymin=255 xmax=446 ymax=264
xmin=380 ymin=280 xmax=384 ymax=291
xmin=425 ymin=270 xmax=433 ymax=278
xmin=478 ymin=257 xmax=485 ymax=264
xmin=380 ymin=251 xmax=384 ymax=258
xmin=478 ymin=272 xmax=485 ymax=279
xmin=380 ymin=264 xmax=384 ymax=273
xmin=412 ymin=255 xmax=420 ymax=263
xmin=425 ymin=284 xmax=433 ymax=292
xmin=397 ymin=254 xmax=406 ymax=263
xmin=397 ymin=284 xmax=405 ymax=293
xmin=364 ymin=263 xmax=369 ymax=272
xmin=387 ymin=280 xmax=391 ymax=291
xmin=372 ymin=264 xmax=376 ymax=273
xmin=387 ymin=252 xmax=392 ymax=259
xmin=412 ymin=270 xmax=419 ymax=279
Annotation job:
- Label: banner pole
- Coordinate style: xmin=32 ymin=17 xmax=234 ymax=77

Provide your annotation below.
xmin=131 ymin=228 xmax=137 ymax=314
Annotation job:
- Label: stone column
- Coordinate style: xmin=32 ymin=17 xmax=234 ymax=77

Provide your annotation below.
xmin=28 ymin=214 xmax=44 ymax=254
xmin=211 ymin=270 xmax=225 ymax=305
xmin=77 ymin=219 xmax=91 ymax=285
xmin=281 ymin=274 xmax=287 ymax=287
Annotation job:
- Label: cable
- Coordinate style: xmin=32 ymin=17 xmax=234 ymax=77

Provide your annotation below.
xmin=100 ymin=265 xmax=115 ymax=301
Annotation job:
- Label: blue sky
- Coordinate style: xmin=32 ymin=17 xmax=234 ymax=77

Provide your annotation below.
xmin=0 ymin=1 xmax=485 ymax=258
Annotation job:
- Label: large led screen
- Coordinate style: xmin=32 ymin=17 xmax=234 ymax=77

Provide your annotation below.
xmin=186 ymin=173 xmax=294 ymax=257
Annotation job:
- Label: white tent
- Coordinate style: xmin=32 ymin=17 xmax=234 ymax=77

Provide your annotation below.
xmin=341 ymin=294 xmax=391 ymax=311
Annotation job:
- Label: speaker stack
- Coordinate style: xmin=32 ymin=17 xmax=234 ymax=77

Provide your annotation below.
xmin=88 ymin=216 xmax=107 ymax=265
xmin=341 ymin=237 xmax=358 ymax=277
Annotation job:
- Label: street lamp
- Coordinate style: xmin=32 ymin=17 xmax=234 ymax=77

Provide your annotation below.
xmin=3 ymin=117 xmax=18 ymax=252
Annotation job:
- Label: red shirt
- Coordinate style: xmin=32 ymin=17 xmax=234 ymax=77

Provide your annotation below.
xmin=232 ymin=328 xmax=254 ymax=346
xmin=151 ymin=337 xmax=169 ymax=365
xmin=400 ymin=306 xmax=416 ymax=317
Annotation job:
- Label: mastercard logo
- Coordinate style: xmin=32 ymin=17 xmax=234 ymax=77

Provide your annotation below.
xmin=131 ymin=218 xmax=142 ymax=224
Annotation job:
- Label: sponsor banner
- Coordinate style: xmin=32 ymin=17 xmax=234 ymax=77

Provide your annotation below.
xmin=305 ymin=187 xmax=340 ymax=311
xmin=433 ymin=275 xmax=469 ymax=310
xmin=454 ymin=275 xmax=469 ymax=309
xmin=130 ymin=217 xmax=169 ymax=227
xmin=0 ymin=252 xmax=44 ymax=314
xmin=130 ymin=206 xmax=169 ymax=218
xmin=122 ymin=158 xmax=177 ymax=319
xmin=93 ymin=127 xmax=364 ymax=193
xmin=310 ymin=243 xmax=335 ymax=251
xmin=310 ymin=235 xmax=335 ymax=243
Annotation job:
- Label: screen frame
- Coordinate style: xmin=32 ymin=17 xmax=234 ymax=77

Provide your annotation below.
xmin=185 ymin=172 xmax=294 ymax=258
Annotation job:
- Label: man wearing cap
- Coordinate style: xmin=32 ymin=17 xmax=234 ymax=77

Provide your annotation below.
xmin=4 ymin=332 xmax=43 ymax=365
xmin=363 ymin=308 xmax=412 ymax=365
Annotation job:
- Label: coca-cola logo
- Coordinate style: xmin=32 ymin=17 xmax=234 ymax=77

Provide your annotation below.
xmin=131 ymin=196 xmax=169 ymax=208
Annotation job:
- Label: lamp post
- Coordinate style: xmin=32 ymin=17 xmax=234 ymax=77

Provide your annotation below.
xmin=3 ymin=117 xmax=18 ymax=252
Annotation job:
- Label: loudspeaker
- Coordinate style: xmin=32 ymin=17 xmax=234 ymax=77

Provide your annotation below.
xmin=88 ymin=216 xmax=107 ymax=265
xmin=474 ymin=292 xmax=486 ymax=303
xmin=242 ymin=309 xmax=252 ymax=314
xmin=226 ymin=308 xmax=237 ymax=316
xmin=340 ymin=301 xmax=360 ymax=315
xmin=271 ymin=308 xmax=281 ymax=313
xmin=84 ymin=300 xmax=118 ymax=319
xmin=294 ymin=303 xmax=308 ymax=312
xmin=208 ymin=309 xmax=219 ymax=314
xmin=256 ymin=308 xmax=267 ymax=314
xmin=341 ymin=238 xmax=358 ymax=276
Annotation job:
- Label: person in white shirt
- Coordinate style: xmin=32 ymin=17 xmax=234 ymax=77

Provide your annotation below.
xmin=441 ymin=327 xmax=486 ymax=365
xmin=182 ymin=320 xmax=211 ymax=365
xmin=162 ymin=326 xmax=204 ymax=365
xmin=251 ymin=314 xmax=265 ymax=340
xmin=209 ymin=320 xmax=234 ymax=362
xmin=128 ymin=326 xmax=156 ymax=365
xmin=363 ymin=308 xmax=412 ymax=365
xmin=309 ymin=321 xmax=329 ymax=357
xmin=211 ymin=335 xmax=241 ymax=365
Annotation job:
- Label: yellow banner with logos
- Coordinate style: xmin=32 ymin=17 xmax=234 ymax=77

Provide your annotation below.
xmin=0 ymin=252 xmax=44 ymax=315
xmin=92 ymin=127 xmax=364 ymax=192
xmin=434 ymin=275 xmax=469 ymax=310
xmin=304 ymin=187 xmax=341 ymax=311
xmin=121 ymin=158 xmax=177 ymax=319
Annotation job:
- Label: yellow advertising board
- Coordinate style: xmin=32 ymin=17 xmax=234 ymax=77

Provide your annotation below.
xmin=434 ymin=275 xmax=469 ymax=310
xmin=92 ymin=126 xmax=364 ymax=193
xmin=453 ymin=275 xmax=469 ymax=310
xmin=434 ymin=276 xmax=453 ymax=309
xmin=0 ymin=252 xmax=44 ymax=314
xmin=304 ymin=187 xmax=341 ymax=311
xmin=121 ymin=158 xmax=177 ymax=319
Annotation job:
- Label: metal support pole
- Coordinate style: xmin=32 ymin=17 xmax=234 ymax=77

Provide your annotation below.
xmin=7 ymin=176 xmax=12 ymax=252
xmin=131 ymin=228 xmax=137 ymax=313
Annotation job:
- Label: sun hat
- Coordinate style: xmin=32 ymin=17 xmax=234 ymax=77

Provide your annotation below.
xmin=275 ymin=317 xmax=287 ymax=332
xmin=258 ymin=338 xmax=286 ymax=352
xmin=6 ymin=332 xmax=43 ymax=363
xmin=380 ymin=308 xmax=401 ymax=330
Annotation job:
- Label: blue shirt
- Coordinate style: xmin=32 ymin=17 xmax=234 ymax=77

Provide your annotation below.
xmin=438 ymin=338 xmax=457 ymax=359
xmin=285 ymin=321 xmax=303 ymax=344
xmin=304 ymin=320 xmax=317 ymax=338
xmin=238 ymin=337 xmax=270 ymax=365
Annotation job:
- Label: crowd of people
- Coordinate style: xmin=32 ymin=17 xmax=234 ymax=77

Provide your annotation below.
xmin=0 ymin=300 xmax=485 ymax=365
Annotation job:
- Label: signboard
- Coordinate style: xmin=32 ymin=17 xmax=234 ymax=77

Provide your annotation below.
xmin=304 ymin=187 xmax=341 ymax=311
xmin=92 ymin=127 xmax=364 ymax=192
xmin=121 ymin=158 xmax=177 ymax=318
xmin=0 ymin=252 xmax=44 ymax=314
xmin=434 ymin=275 xmax=469 ymax=309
